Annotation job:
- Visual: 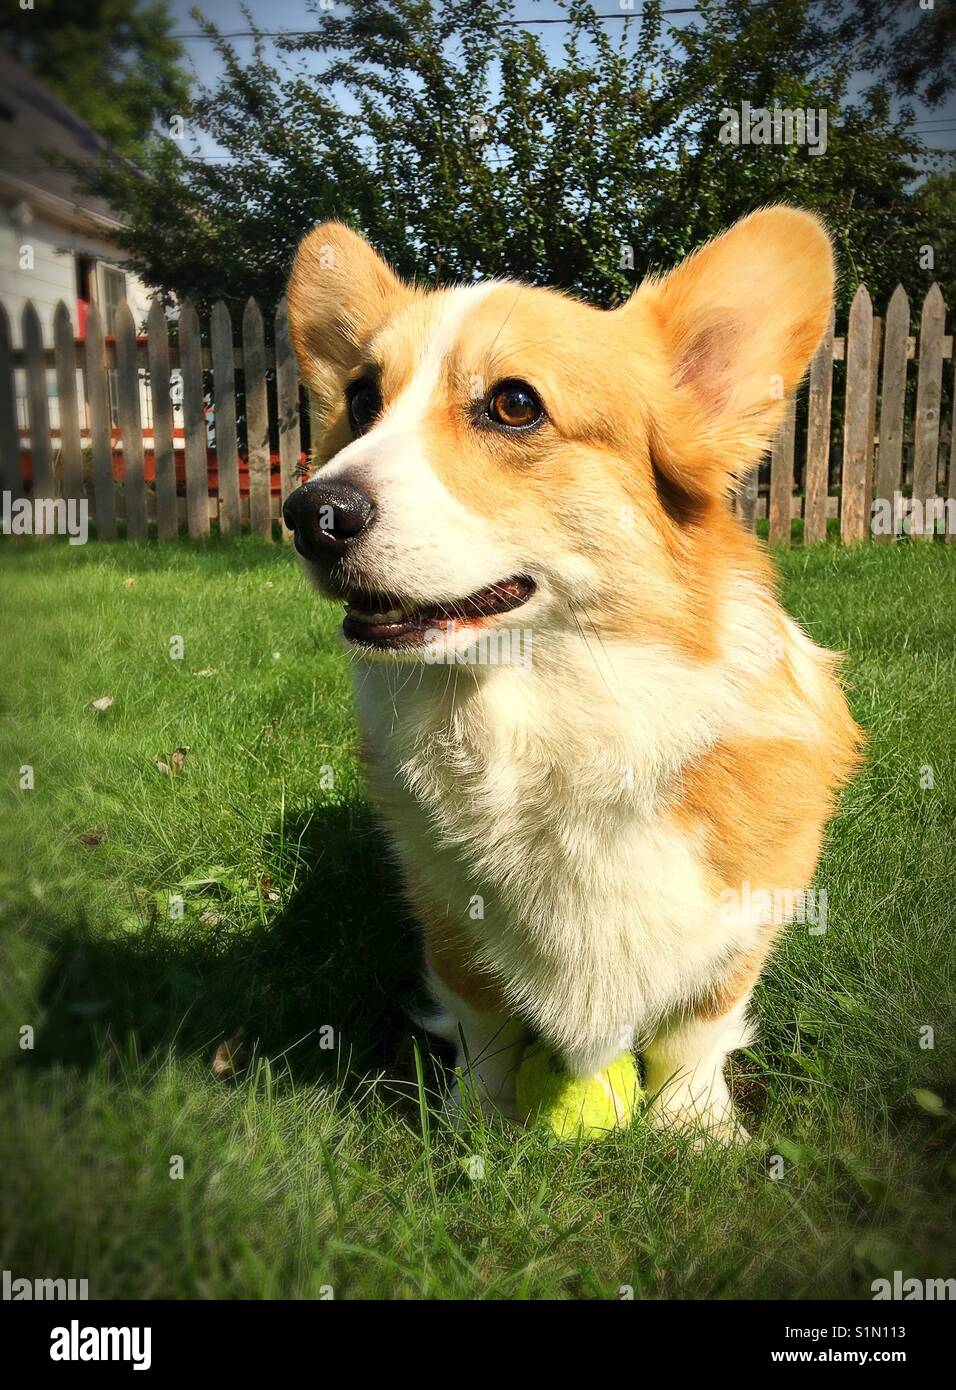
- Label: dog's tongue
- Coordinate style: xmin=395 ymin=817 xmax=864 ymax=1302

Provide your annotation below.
xmin=438 ymin=577 xmax=531 ymax=620
xmin=346 ymin=577 xmax=534 ymax=626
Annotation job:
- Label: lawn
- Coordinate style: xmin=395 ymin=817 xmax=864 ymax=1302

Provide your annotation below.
xmin=1 ymin=535 xmax=954 ymax=1301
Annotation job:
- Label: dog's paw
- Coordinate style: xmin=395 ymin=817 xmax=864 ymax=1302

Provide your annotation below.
xmin=648 ymin=1086 xmax=750 ymax=1149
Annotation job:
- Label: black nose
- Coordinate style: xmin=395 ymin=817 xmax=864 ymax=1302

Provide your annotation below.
xmin=282 ymin=478 xmax=375 ymax=558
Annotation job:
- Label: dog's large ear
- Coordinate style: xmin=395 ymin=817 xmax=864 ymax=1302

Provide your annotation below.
xmin=628 ymin=206 xmax=834 ymax=501
xmin=287 ymin=222 xmax=411 ymax=403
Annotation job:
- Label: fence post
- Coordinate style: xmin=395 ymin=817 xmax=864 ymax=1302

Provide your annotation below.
xmin=948 ymin=351 xmax=956 ymax=547
xmin=841 ymin=284 xmax=873 ymax=543
xmin=147 ymin=300 xmax=178 ymax=540
xmin=115 ymin=301 xmax=148 ymax=539
xmin=804 ymin=305 xmax=834 ymax=544
xmin=211 ymin=302 xmax=240 ymax=535
xmin=243 ymin=297 xmax=272 ymax=538
xmin=53 ymin=302 xmax=83 ymax=503
xmin=736 ymin=468 xmax=757 ymax=532
xmin=23 ymin=303 xmax=54 ymax=501
xmin=866 ymin=313 xmax=882 ymax=502
xmin=179 ymin=300 xmax=210 ymax=539
xmin=769 ymin=395 xmax=796 ymax=546
xmin=0 ymin=304 xmax=20 ymax=494
xmin=875 ymin=286 xmax=910 ymax=541
xmin=275 ymin=296 xmax=300 ymax=542
xmin=84 ymin=301 xmax=116 ymax=540
xmin=912 ymin=283 xmax=946 ymax=540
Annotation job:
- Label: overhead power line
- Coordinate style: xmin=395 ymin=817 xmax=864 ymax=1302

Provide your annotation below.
xmin=168 ymin=4 xmax=819 ymax=40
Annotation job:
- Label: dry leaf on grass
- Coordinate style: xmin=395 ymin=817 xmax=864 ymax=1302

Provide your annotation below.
xmin=89 ymin=696 xmax=114 ymax=712
xmin=154 ymin=746 xmax=189 ymax=777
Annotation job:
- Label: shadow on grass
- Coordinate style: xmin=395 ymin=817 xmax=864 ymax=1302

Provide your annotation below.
xmin=25 ymin=803 xmax=438 ymax=1095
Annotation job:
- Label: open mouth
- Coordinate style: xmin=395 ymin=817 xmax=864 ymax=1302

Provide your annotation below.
xmin=342 ymin=575 xmax=536 ymax=650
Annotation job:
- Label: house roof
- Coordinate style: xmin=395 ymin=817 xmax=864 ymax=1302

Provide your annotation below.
xmin=0 ymin=49 xmax=128 ymax=231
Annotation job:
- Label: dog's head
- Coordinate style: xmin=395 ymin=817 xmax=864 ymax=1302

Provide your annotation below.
xmin=285 ymin=207 xmax=833 ymax=662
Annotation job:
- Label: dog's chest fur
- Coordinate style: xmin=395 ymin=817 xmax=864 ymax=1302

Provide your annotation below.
xmin=353 ymin=623 xmax=781 ymax=1073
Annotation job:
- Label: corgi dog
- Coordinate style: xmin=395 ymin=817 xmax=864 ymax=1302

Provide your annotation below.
xmin=284 ymin=207 xmax=862 ymax=1143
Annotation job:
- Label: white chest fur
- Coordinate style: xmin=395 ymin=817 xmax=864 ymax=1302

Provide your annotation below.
xmin=352 ymin=629 xmax=771 ymax=1075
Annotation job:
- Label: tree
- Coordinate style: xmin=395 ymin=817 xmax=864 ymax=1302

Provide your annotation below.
xmin=819 ymin=0 xmax=956 ymax=108
xmin=76 ymin=0 xmax=951 ymax=317
xmin=1 ymin=0 xmax=190 ymax=159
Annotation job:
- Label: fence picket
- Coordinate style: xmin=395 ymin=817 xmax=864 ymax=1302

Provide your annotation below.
xmin=866 ymin=314 xmax=882 ymax=501
xmin=243 ymin=298 xmax=271 ymax=538
xmin=211 ymin=302 xmax=240 ymax=535
xmin=0 ymin=304 xmax=20 ymax=494
xmin=275 ymin=297 xmax=300 ymax=542
xmin=841 ymin=284 xmax=873 ymax=543
xmin=179 ymin=301 xmax=210 ymax=539
xmin=115 ymin=301 xmax=147 ymax=539
xmin=804 ymin=307 xmax=834 ymax=544
xmin=147 ymin=300 xmax=177 ymax=540
xmin=949 ymin=352 xmax=956 ymax=546
xmin=769 ymin=395 xmax=796 ymax=546
xmin=23 ymin=303 xmax=54 ymax=501
xmin=912 ymin=283 xmax=946 ymax=541
xmin=875 ymin=286 xmax=910 ymax=541
xmin=84 ymin=302 xmax=115 ymax=540
xmin=53 ymin=302 xmax=83 ymax=502
xmin=736 ymin=469 xmax=757 ymax=532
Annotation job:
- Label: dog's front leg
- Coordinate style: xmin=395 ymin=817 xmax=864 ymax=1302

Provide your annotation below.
xmin=643 ymin=995 xmax=754 ymax=1146
xmin=426 ymin=969 xmax=527 ymax=1122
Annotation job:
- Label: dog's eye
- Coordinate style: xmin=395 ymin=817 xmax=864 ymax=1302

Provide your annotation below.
xmin=347 ymin=378 xmax=380 ymax=434
xmin=487 ymin=380 xmax=542 ymax=430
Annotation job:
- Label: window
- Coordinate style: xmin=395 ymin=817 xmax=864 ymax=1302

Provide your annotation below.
xmin=75 ymin=254 xmax=95 ymax=304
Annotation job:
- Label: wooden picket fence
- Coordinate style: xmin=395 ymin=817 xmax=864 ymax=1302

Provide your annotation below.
xmin=734 ymin=282 xmax=954 ymax=544
xmin=0 ymin=282 xmax=953 ymax=545
xmin=0 ymin=295 xmax=306 ymax=541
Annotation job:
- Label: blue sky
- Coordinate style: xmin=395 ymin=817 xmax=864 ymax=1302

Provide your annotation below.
xmin=166 ymin=0 xmax=956 ymax=155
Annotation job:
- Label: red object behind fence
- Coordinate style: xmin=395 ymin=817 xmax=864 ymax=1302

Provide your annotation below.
xmin=18 ymin=429 xmax=309 ymax=498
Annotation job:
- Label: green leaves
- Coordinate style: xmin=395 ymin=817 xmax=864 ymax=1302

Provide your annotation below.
xmin=72 ymin=0 xmax=946 ymax=321
xmin=3 ymin=0 xmax=192 ymax=160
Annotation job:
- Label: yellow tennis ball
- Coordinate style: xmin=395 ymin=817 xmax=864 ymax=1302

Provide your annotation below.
xmin=515 ymin=1042 xmax=642 ymax=1141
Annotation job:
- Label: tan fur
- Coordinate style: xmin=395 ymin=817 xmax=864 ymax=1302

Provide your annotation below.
xmin=400 ymin=873 xmax=508 ymax=1013
xmin=698 ymin=948 xmax=771 ymax=1023
xmin=286 ymin=208 xmax=864 ymax=1141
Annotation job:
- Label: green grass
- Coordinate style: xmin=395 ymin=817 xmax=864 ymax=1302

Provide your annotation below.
xmin=1 ymin=535 xmax=955 ymax=1300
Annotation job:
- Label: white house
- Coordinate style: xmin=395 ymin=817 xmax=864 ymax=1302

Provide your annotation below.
xmin=0 ymin=50 xmax=186 ymax=471
xmin=0 ymin=50 xmax=153 ymax=346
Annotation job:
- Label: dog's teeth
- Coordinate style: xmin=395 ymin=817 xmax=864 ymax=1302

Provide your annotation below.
xmin=347 ymin=606 xmax=406 ymax=624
